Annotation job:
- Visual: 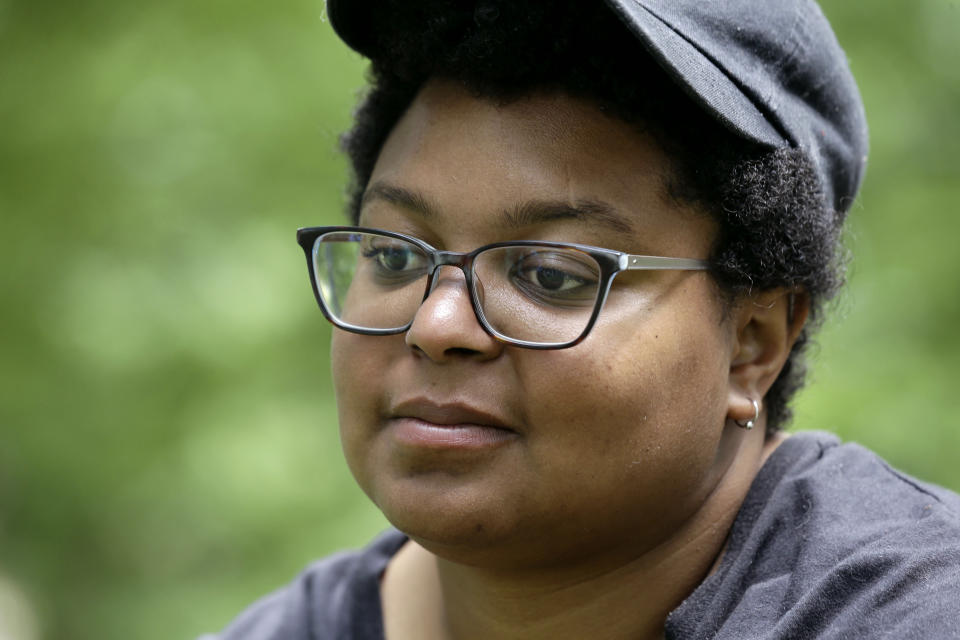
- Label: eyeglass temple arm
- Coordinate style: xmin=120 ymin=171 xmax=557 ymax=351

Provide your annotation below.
xmin=620 ymin=254 xmax=710 ymax=271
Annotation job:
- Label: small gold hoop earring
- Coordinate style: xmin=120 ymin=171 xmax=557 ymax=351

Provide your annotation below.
xmin=735 ymin=398 xmax=760 ymax=430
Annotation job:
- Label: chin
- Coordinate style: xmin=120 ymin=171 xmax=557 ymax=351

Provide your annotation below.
xmin=368 ymin=473 xmax=531 ymax=557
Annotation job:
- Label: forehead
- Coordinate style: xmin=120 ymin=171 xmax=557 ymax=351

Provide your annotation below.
xmin=365 ymin=80 xmax=715 ymax=255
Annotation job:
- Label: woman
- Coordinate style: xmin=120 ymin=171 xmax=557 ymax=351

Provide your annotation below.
xmin=211 ymin=1 xmax=960 ymax=638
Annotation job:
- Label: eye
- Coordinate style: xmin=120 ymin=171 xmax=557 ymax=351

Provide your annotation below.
xmin=376 ymin=246 xmax=417 ymax=271
xmin=508 ymin=249 xmax=600 ymax=303
xmin=520 ymin=264 xmax=581 ymax=291
xmin=360 ymin=239 xmax=429 ymax=283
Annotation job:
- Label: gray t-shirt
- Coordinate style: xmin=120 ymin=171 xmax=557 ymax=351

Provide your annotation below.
xmin=207 ymin=432 xmax=960 ymax=639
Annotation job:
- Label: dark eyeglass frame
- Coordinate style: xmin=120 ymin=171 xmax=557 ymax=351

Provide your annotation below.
xmin=296 ymin=225 xmax=711 ymax=350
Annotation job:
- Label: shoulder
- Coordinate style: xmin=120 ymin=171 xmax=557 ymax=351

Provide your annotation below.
xmin=668 ymin=432 xmax=960 ymax=639
xmin=768 ymin=431 xmax=960 ymax=543
xmin=201 ymin=529 xmax=407 ymax=640
xmin=754 ymin=431 xmax=960 ymax=530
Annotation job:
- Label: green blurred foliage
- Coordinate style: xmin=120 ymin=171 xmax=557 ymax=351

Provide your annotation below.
xmin=0 ymin=0 xmax=957 ymax=638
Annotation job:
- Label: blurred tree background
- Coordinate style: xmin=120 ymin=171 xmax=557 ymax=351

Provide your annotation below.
xmin=0 ymin=0 xmax=957 ymax=638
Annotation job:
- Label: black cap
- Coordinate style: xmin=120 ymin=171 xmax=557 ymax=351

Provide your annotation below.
xmin=327 ymin=0 xmax=868 ymax=214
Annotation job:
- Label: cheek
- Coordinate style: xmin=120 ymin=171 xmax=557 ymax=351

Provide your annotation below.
xmin=526 ymin=324 xmax=727 ymax=431
xmin=516 ymin=307 xmax=731 ymax=503
xmin=330 ymin=332 xmax=388 ymax=495
xmin=331 ymin=331 xmax=399 ymax=412
xmin=330 ymin=331 xmax=366 ymax=424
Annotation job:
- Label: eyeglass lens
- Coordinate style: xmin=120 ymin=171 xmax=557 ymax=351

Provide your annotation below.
xmin=312 ymin=231 xmax=603 ymax=344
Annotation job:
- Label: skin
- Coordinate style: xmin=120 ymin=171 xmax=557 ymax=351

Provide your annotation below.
xmin=331 ymin=80 xmax=808 ymax=640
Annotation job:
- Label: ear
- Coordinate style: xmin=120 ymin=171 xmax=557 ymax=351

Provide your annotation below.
xmin=727 ymin=290 xmax=810 ymax=426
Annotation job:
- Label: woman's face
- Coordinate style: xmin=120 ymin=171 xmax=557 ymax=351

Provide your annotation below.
xmin=332 ymin=81 xmax=747 ymax=569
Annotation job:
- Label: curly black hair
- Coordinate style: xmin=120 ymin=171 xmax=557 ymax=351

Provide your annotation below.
xmin=337 ymin=0 xmax=846 ymax=432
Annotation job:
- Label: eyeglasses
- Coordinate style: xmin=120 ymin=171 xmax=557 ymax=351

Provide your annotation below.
xmin=296 ymin=226 xmax=710 ymax=349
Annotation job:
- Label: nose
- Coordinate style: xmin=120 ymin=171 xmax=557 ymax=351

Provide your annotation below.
xmin=404 ymin=266 xmax=503 ymax=362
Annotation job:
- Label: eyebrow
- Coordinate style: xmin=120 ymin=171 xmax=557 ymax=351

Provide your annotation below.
xmin=503 ymin=198 xmax=634 ymax=234
xmin=361 ymin=181 xmax=634 ymax=234
xmin=361 ymin=182 xmax=441 ymax=219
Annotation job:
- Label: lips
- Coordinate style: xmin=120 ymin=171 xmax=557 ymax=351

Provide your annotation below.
xmin=388 ymin=398 xmax=518 ymax=449
xmin=392 ymin=399 xmax=514 ymax=429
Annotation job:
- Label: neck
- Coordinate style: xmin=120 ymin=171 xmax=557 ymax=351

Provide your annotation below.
xmin=382 ymin=430 xmax=786 ymax=640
